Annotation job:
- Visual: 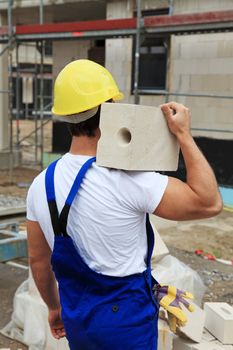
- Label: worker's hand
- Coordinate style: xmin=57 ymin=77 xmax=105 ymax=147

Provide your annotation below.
xmin=48 ymin=308 xmax=66 ymax=339
xmin=160 ymin=102 xmax=191 ymax=139
xmin=154 ymin=284 xmax=195 ymax=333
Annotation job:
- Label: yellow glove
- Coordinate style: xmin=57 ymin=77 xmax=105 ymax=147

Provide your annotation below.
xmin=154 ymin=284 xmax=195 ymax=333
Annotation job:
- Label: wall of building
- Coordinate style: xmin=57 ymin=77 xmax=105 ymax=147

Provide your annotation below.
xmin=106 ymin=0 xmax=133 ymax=104
xmin=12 ymin=44 xmax=52 ymax=66
xmin=173 ymin=0 xmax=233 ymax=14
xmin=105 ymin=0 xmax=165 ymax=106
xmin=170 ymin=32 xmax=233 ymax=140
xmin=53 ymin=40 xmax=90 ymax=79
xmin=105 ymin=0 xmax=233 ymax=140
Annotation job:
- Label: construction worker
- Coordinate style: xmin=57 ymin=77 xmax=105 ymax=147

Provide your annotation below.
xmin=27 ymin=59 xmax=222 ymax=350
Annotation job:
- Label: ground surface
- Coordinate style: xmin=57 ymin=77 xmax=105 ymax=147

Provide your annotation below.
xmin=0 ymin=121 xmax=232 ymax=348
xmin=0 ymin=264 xmax=28 ymax=349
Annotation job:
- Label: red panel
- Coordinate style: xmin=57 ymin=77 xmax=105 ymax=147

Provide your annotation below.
xmin=0 ymin=26 xmax=9 ymax=35
xmin=144 ymin=10 xmax=233 ymax=27
xmin=1 ymin=10 xmax=231 ymax=37
xmin=16 ymin=18 xmax=137 ymax=35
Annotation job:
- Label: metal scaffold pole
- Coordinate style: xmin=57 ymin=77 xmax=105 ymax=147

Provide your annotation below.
xmin=34 ymin=58 xmax=38 ymax=164
xmin=39 ymin=0 xmax=44 ymax=170
xmin=169 ymin=0 xmax=174 ymax=15
xmin=15 ymin=42 xmax=20 ymax=146
xmin=134 ymin=0 xmax=141 ymax=105
xmin=39 ymin=40 xmax=44 ymax=170
xmin=165 ymin=0 xmax=174 ymax=103
xmin=8 ymin=0 xmax=14 ymax=182
xmin=40 ymin=0 xmax=44 ymax=25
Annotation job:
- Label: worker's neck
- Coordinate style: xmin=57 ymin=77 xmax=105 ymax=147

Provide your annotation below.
xmin=69 ymin=130 xmax=100 ymax=157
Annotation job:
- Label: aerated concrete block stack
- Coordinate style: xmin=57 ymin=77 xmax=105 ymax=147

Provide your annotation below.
xmin=150 ymin=221 xmax=170 ymax=263
xmin=173 ymin=302 xmax=233 ymax=350
xmin=173 ymin=337 xmax=227 ymax=350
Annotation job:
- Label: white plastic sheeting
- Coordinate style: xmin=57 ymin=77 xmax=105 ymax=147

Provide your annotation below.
xmin=152 ymin=255 xmax=206 ymax=306
xmin=1 ymin=280 xmax=69 ymax=350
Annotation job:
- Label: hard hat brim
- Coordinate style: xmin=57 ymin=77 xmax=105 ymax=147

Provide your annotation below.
xmin=52 ymin=91 xmax=124 ymax=116
xmin=113 ymin=92 xmax=124 ymax=101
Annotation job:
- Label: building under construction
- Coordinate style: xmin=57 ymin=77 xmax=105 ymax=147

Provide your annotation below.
xmin=0 ymin=0 xmax=233 ymax=185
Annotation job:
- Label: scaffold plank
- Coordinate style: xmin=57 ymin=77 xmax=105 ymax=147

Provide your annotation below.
xmin=0 ymin=26 xmax=8 ymax=35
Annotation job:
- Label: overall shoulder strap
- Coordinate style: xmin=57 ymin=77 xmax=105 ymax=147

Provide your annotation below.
xmin=59 ymin=157 xmax=96 ymax=236
xmin=45 ymin=159 xmax=61 ymax=236
xmin=145 ymin=214 xmax=155 ymax=268
xmin=45 ymin=157 xmax=96 ymax=237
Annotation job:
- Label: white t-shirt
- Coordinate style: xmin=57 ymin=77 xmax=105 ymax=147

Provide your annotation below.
xmin=27 ymin=153 xmax=168 ymax=277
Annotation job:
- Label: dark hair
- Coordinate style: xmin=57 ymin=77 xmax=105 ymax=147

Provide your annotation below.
xmin=67 ymin=106 xmax=101 ymax=138
xmin=67 ymin=99 xmax=113 ymax=137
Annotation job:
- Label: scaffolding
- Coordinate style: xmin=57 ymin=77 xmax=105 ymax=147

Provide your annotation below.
xmin=1 ymin=0 xmax=233 ymax=172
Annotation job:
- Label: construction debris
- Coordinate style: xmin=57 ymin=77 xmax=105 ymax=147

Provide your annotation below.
xmin=0 ymin=195 xmax=26 ymax=217
xmin=195 ymin=250 xmax=233 ymax=266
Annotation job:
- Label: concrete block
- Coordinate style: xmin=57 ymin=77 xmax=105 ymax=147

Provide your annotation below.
xmin=212 ymin=341 xmax=233 ymax=350
xmin=192 ymin=343 xmax=225 ymax=350
xmin=201 ymin=329 xmax=216 ymax=343
xmin=178 ymin=302 xmax=205 ymax=343
xmin=204 ymin=303 xmax=233 ymax=345
xmin=173 ymin=337 xmax=225 ymax=350
xmin=180 ymin=41 xmax=218 ymax=59
xmin=150 ymin=222 xmax=169 ymax=264
xmin=173 ymin=337 xmax=194 ymax=350
xmin=158 ymin=319 xmax=174 ymax=350
xmin=97 ymin=103 xmax=180 ymax=171
xmin=149 ymin=214 xmax=177 ymax=231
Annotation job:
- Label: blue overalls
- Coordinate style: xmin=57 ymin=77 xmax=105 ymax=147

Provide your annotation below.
xmin=45 ymin=157 xmax=159 ymax=350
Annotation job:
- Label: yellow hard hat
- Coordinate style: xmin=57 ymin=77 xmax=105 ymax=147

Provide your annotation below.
xmin=52 ymin=59 xmax=124 ymax=116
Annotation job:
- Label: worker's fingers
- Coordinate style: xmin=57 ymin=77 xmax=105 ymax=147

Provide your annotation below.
xmin=160 ymin=102 xmax=191 ymax=137
xmin=56 ymin=327 xmax=66 ymax=337
xmin=161 ymin=102 xmax=190 ymax=118
xmin=51 ymin=328 xmax=60 ymax=339
xmin=51 ymin=327 xmax=66 ymax=339
xmin=162 ymin=101 xmax=188 ymax=112
xmin=160 ymin=104 xmax=175 ymax=120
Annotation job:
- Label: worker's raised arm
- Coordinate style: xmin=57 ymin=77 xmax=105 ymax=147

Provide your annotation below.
xmin=27 ymin=220 xmax=66 ymax=339
xmin=153 ymin=102 xmax=222 ymax=221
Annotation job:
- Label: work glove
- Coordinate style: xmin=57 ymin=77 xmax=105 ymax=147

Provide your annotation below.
xmin=153 ymin=284 xmax=195 ymax=333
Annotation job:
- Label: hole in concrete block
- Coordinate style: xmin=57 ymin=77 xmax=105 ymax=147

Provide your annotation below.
xmin=221 ymin=307 xmax=232 ymax=315
xmin=117 ymin=128 xmax=132 ymax=147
